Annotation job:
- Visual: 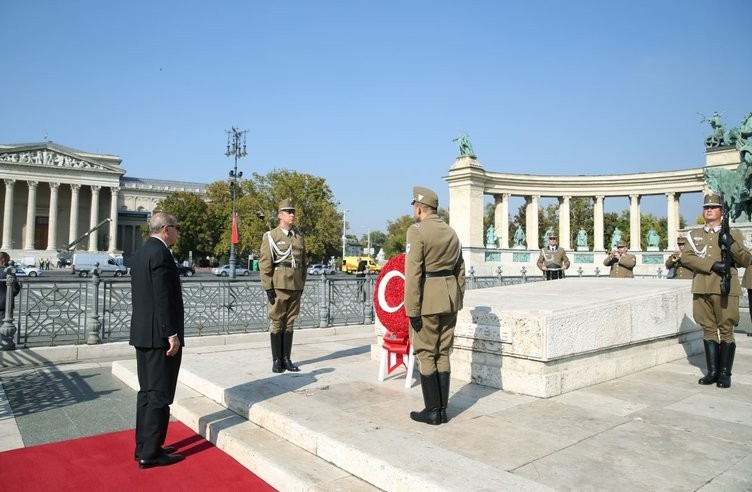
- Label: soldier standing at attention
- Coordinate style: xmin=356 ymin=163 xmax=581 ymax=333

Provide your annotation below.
xmin=603 ymin=239 xmax=636 ymax=277
xmin=681 ymin=193 xmax=752 ymax=388
xmin=536 ymin=233 xmax=570 ymax=280
xmin=664 ymin=237 xmax=693 ymax=279
xmin=404 ymin=186 xmax=465 ymax=425
xmin=260 ymin=199 xmax=307 ymax=373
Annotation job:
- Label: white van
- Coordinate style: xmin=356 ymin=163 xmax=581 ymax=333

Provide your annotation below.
xmin=72 ymin=253 xmax=127 ymax=277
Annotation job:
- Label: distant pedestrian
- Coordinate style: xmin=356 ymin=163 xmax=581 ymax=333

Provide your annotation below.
xmin=129 ymin=212 xmax=185 ymax=468
xmin=0 ymin=252 xmax=21 ymax=320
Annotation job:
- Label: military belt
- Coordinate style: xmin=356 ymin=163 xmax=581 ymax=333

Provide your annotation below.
xmin=423 ymin=270 xmax=453 ymax=278
xmin=275 ymin=262 xmax=295 ymax=268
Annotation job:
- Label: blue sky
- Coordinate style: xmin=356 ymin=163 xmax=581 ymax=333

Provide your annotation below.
xmin=3 ymin=1 xmax=751 ymax=234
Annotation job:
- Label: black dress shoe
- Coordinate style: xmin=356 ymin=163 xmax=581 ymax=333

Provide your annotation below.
xmin=134 ymin=446 xmax=177 ymax=461
xmin=138 ymin=453 xmax=184 ymax=469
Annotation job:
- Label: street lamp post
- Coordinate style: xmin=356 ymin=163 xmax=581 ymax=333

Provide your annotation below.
xmin=342 ymin=209 xmax=349 ymax=268
xmin=225 ymin=127 xmax=247 ymax=279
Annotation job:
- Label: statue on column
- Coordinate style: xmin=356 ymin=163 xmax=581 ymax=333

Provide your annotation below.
xmin=485 ymin=225 xmax=496 ymax=248
xmin=512 ymin=226 xmax=526 ymax=249
xmin=452 ymin=133 xmax=475 ymax=157
xmin=699 ymin=111 xmax=729 ymax=148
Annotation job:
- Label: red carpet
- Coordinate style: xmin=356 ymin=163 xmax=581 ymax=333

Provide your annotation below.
xmin=0 ymin=422 xmax=275 ymax=492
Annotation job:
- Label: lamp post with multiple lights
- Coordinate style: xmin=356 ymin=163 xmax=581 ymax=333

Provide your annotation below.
xmin=225 ymin=127 xmax=247 ymax=279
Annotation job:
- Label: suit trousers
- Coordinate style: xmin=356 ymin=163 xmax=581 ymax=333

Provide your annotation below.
xmin=268 ymin=289 xmax=302 ymax=334
xmin=135 ymin=347 xmax=182 ymax=460
xmin=411 ymin=313 xmax=457 ymax=375
xmin=693 ymin=294 xmax=739 ymax=344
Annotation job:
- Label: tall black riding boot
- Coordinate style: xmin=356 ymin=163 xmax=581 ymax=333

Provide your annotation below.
xmin=270 ymin=333 xmax=284 ymax=373
xmin=698 ymin=340 xmax=720 ymax=385
xmin=717 ymin=341 xmax=736 ymax=388
xmin=438 ymin=372 xmax=450 ymax=423
xmin=410 ymin=372 xmax=441 ymax=425
xmin=282 ymin=332 xmax=300 ymax=372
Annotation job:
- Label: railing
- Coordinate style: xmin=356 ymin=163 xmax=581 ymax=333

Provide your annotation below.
xmin=5 ymin=270 xmax=748 ymax=349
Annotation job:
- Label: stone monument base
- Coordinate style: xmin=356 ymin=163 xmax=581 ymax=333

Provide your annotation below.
xmin=374 ymin=278 xmax=700 ymax=398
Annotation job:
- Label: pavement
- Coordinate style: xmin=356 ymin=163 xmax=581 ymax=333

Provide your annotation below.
xmin=1 ymin=318 xmax=752 ymax=492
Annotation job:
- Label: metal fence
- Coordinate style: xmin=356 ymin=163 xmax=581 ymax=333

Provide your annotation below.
xmin=4 ymin=270 xmax=748 ymax=349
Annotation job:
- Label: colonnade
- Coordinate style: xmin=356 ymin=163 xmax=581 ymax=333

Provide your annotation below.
xmin=0 ymin=179 xmax=120 ymax=253
xmin=445 ymin=149 xmax=740 ymax=253
xmin=489 ymin=192 xmax=683 ymax=251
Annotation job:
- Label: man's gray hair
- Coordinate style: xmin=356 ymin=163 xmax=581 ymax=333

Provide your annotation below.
xmin=149 ymin=212 xmax=177 ymax=234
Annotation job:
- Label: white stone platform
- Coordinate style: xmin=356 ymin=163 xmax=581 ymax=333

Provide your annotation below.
xmin=377 ymin=278 xmax=701 ymax=398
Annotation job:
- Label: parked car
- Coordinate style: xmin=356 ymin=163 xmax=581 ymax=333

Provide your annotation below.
xmin=307 ymin=264 xmax=335 ymax=275
xmin=211 ymin=264 xmax=250 ymax=277
xmin=176 ymin=263 xmax=195 ymax=277
xmin=14 ymin=265 xmax=42 ymax=277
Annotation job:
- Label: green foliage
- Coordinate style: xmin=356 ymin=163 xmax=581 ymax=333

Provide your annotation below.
xmin=382 ymin=214 xmax=414 ymax=258
xmin=154 ymin=192 xmax=220 ymax=262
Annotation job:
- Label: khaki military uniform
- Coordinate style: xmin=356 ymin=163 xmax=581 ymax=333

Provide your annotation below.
xmin=405 ymin=214 xmax=465 ymax=375
xmin=603 ymin=253 xmax=636 ymax=278
xmin=664 ymin=254 xmax=693 ymax=280
xmin=680 ymin=227 xmax=751 ymax=343
xmin=537 ymin=246 xmax=570 ymax=280
xmin=259 ymin=226 xmax=307 ymax=334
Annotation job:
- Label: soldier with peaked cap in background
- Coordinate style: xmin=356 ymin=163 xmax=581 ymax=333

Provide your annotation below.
xmin=682 ymin=193 xmax=752 ymax=388
xmin=260 ymin=198 xmax=307 ymax=373
xmin=536 ymin=232 xmax=570 ymax=280
xmin=603 ymin=239 xmax=636 ymax=278
xmin=665 ymin=236 xmax=693 ymax=280
xmin=404 ymin=186 xmax=465 ymax=425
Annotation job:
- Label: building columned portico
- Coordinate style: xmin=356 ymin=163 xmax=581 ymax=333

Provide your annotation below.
xmin=445 ymin=147 xmax=743 ymax=275
xmin=0 ymin=142 xmax=206 ymax=263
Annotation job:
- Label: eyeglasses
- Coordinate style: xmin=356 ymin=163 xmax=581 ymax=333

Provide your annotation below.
xmin=165 ymin=224 xmax=180 ymax=231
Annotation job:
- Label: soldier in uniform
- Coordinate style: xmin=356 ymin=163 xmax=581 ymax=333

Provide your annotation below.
xmin=536 ymin=233 xmax=570 ymax=280
xmin=681 ymin=193 xmax=752 ymax=388
xmin=603 ymin=239 xmax=636 ymax=278
xmin=664 ymin=237 xmax=693 ymax=279
xmin=404 ymin=186 xmax=465 ymax=425
xmin=259 ymin=199 xmax=307 ymax=373
xmin=743 ymin=264 xmax=752 ymax=337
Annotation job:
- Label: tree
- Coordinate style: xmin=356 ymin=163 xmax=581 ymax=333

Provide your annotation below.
xmin=382 ymin=215 xmax=414 ymax=258
xmin=155 ymin=192 xmax=221 ymax=263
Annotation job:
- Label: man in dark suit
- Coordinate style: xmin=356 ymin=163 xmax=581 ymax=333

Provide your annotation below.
xmin=129 ymin=212 xmax=185 ymax=468
xmin=0 ymin=252 xmax=21 ymax=321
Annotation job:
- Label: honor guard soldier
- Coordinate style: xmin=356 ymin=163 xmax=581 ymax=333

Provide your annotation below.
xmin=404 ymin=186 xmax=465 ymax=425
xmin=681 ymin=193 xmax=752 ymax=388
xmin=536 ymin=233 xmax=570 ymax=280
xmin=603 ymin=239 xmax=636 ymax=278
xmin=260 ymin=199 xmax=307 ymax=373
xmin=664 ymin=237 xmax=693 ymax=279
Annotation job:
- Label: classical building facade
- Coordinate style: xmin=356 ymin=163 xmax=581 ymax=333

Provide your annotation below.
xmin=0 ymin=142 xmax=206 ymax=263
xmin=444 ymin=147 xmax=743 ymax=275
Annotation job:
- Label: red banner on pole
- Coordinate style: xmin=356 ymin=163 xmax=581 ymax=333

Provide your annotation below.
xmin=231 ymin=212 xmax=239 ymax=244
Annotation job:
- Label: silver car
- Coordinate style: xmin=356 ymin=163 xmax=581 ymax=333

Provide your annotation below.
xmin=212 ymin=264 xmax=250 ymax=277
xmin=307 ymin=264 xmax=336 ymax=275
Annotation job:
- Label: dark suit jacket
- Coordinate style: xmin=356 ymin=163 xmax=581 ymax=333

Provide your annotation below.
xmin=129 ymin=237 xmax=185 ymax=348
xmin=0 ymin=268 xmax=21 ymax=316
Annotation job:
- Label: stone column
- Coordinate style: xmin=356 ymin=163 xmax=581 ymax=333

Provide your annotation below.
xmin=24 ymin=181 xmax=38 ymax=250
xmin=629 ymin=194 xmax=641 ymax=251
xmin=495 ymin=194 xmax=510 ymax=249
xmin=46 ymin=182 xmax=60 ymax=251
xmin=673 ymin=193 xmax=681 ymax=243
xmin=108 ymin=187 xmax=119 ymax=253
xmin=525 ymin=195 xmax=540 ymax=250
xmin=666 ymin=192 xmax=677 ymax=248
xmin=88 ymin=185 xmax=100 ymax=252
xmin=68 ymin=184 xmax=81 ymax=247
xmin=2 ymin=180 xmax=16 ymax=250
xmin=594 ymin=195 xmax=605 ymax=251
xmin=559 ymin=195 xmax=571 ymax=250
